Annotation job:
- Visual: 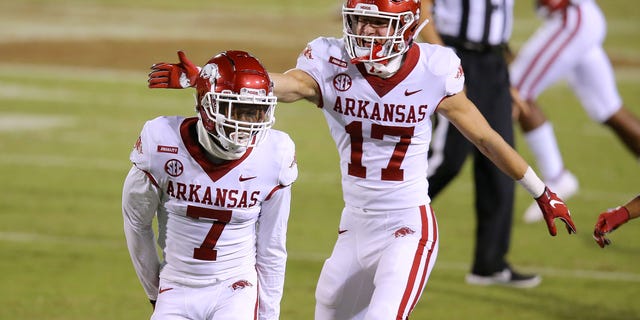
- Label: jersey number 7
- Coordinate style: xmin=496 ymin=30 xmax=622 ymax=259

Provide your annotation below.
xmin=186 ymin=205 xmax=233 ymax=261
xmin=346 ymin=121 xmax=414 ymax=181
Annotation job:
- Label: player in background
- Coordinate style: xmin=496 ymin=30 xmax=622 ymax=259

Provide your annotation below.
xmin=593 ymin=194 xmax=640 ymax=248
xmin=147 ymin=1 xmax=576 ymax=318
xmin=510 ymin=0 xmax=640 ymax=223
xmin=417 ymin=0 xmax=543 ymax=288
xmin=123 ymin=50 xmax=297 ymax=320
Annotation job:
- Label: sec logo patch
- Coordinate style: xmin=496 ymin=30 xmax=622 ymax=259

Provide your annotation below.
xmin=164 ymin=159 xmax=184 ymax=177
xmin=333 ymin=73 xmax=352 ymax=92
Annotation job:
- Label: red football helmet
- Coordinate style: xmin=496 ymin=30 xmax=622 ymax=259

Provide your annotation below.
xmin=195 ymin=50 xmax=276 ymax=156
xmin=342 ymin=0 xmax=423 ymax=63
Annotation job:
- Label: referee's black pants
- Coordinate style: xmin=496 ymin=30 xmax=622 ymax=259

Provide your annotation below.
xmin=428 ymin=48 xmax=515 ymax=276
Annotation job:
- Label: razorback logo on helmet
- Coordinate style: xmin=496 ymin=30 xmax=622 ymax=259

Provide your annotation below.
xmin=200 ymin=63 xmax=220 ymax=85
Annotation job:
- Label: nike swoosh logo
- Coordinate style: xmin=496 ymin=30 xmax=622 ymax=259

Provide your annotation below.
xmin=404 ymin=89 xmax=422 ymax=96
xmin=338 ymin=229 xmax=348 ymax=234
xmin=549 ymin=199 xmax=563 ymax=208
xmin=159 ymin=287 xmax=173 ymax=294
xmin=239 ymin=175 xmax=257 ymax=182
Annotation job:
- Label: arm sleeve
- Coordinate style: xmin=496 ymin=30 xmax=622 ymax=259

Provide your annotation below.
xmin=122 ymin=166 xmax=162 ymax=301
xmin=255 ymin=185 xmax=293 ymax=320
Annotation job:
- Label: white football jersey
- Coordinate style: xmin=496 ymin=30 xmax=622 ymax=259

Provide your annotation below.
xmin=296 ymin=38 xmax=463 ymax=210
xmin=123 ymin=116 xmax=297 ymax=316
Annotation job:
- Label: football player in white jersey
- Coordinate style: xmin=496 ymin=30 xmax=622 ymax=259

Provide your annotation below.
xmin=511 ymin=0 xmax=640 ymax=223
xmin=146 ymin=1 xmax=577 ymax=319
xmin=123 ymin=50 xmax=298 ymax=320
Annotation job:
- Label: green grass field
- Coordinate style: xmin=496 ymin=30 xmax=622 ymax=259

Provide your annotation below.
xmin=1 ymin=0 xmax=639 ymax=319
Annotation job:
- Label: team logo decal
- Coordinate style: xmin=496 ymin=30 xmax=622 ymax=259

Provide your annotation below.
xmin=230 ymin=280 xmax=254 ymax=291
xmin=455 ymin=65 xmax=464 ymax=79
xmin=164 ymin=159 xmax=184 ymax=177
xmin=302 ymin=45 xmax=313 ymax=60
xmin=134 ymin=136 xmax=143 ymax=154
xmin=333 ymin=73 xmax=352 ymax=92
xmin=394 ymin=226 xmax=415 ymax=238
xmin=201 ymin=62 xmax=220 ymax=86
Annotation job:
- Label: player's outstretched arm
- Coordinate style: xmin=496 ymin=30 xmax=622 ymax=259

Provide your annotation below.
xmin=148 ymin=50 xmax=199 ymax=89
xmin=593 ymin=195 xmax=640 ymax=248
xmin=270 ymin=69 xmax=321 ymax=105
xmin=438 ymin=92 xmax=577 ymax=236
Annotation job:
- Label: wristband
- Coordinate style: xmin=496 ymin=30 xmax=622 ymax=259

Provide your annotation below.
xmin=517 ymin=167 xmax=546 ymax=198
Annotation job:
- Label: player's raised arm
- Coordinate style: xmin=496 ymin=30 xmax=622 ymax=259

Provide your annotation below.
xmin=437 ymin=91 xmax=577 ymax=236
xmin=270 ymin=69 xmax=321 ymax=105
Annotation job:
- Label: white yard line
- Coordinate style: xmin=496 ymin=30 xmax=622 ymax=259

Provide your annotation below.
xmin=0 ymin=64 xmax=144 ymax=83
xmin=0 ymin=153 xmax=127 ymax=171
xmin=0 ymin=231 xmax=122 ymax=248
xmin=0 ymin=4 xmax=332 ymax=44
xmin=0 ymin=113 xmax=75 ymax=131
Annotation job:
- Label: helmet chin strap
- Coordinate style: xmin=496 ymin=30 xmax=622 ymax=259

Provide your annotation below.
xmin=196 ymin=119 xmax=245 ymax=160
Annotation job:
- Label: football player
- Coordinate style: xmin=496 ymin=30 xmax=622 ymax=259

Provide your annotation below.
xmin=123 ymin=50 xmax=297 ymax=320
xmin=147 ymin=1 xmax=576 ymax=318
xmin=511 ymin=0 xmax=640 ymax=223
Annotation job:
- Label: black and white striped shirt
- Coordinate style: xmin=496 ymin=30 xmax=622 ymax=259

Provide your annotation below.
xmin=433 ymin=0 xmax=513 ymax=46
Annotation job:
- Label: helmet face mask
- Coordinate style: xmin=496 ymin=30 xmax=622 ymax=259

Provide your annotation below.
xmin=343 ymin=0 xmax=421 ymax=64
xmin=200 ymin=88 xmax=276 ymax=150
xmin=195 ymin=51 xmax=276 ymax=157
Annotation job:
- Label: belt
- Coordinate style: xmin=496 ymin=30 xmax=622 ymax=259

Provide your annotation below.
xmin=440 ymin=35 xmax=507 ymax=54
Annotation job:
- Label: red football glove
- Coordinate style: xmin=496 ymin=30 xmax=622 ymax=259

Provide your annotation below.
xmin=593 ymin=206 xmax=630 ymax=248
xmin=535 ymin=187 xmax=577 ymax=236
xmin=537 ymin=0 xmax=571 ymax=12
xmin=148 ymin=50 xmax=199 ymax=89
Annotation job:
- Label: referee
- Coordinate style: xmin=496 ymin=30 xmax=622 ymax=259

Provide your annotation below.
xmin=419 ymin=0 xmax=540 ymax=288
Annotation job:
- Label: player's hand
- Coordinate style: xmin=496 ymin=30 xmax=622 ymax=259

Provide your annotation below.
xmin=535 ymin=187 xmax=577 ymax=236
xmin=510 ymin=86 xmax=530 ymax=120
xmin=593 ymin=206 xmax=630 ymax=248
xmin=148 ymin=51 xmax=199 ymax=89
